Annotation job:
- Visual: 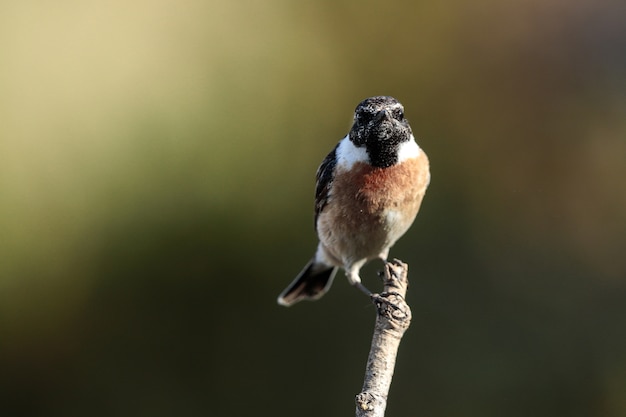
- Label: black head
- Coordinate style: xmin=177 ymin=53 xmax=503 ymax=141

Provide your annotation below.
xmin=348 ymin=96 xmax=413 ymax=168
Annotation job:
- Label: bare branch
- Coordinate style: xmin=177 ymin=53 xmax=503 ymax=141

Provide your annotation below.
xmin=355 ymin=259 xmax=412 ymax=417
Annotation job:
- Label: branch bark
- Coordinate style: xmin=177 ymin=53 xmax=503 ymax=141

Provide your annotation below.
xmin=355 ymin=259 xmax=412 ymax=417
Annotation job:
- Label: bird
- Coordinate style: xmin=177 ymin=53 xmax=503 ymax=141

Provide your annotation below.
xmin=277 ymin=96 xmax=430 ymax=307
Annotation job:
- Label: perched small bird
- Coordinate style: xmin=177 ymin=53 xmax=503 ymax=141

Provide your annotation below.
xmin=277 ymin=96 xmax=430 ymax=306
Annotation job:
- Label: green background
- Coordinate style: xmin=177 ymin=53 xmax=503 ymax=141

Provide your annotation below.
xmin=1 ymin=1 xmax=625 ymax=416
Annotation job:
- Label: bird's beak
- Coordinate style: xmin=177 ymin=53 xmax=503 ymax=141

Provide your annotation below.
xmin=375 ymin=109 xmax=392 ymax=122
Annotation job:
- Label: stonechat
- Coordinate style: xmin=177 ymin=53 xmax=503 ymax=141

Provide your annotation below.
xmin=277 ymin=96 xmax=430 ymax=306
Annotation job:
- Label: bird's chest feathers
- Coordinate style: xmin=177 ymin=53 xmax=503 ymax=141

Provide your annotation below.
xmin=335 ymin=160 xmax=421 ymax=216
xmin=330 ymin=155 xmax=428 ymax=239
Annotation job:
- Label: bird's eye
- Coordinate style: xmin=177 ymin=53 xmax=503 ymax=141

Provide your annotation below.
xmin=392 ymin=109 xmax=404 ymax=120
xmin=357 ymin=111 xmax=374 ymax=123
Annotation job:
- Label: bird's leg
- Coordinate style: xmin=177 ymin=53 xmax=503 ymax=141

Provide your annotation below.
xmin=376 ymin=250 xmax=391 ymax=282
xmin=353 ymin=281 xmax=373 ymax=297
xmin=346 ymin=261 xmax=373 ymax=297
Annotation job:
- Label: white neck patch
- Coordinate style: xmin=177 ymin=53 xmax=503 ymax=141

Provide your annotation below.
xmin=335 ymin=134 xmax=421 ymax=170
xmin=335 ymin=135 xmax=369 ymax=169
xmin=397 ymin=135 xmax=422 ymax=163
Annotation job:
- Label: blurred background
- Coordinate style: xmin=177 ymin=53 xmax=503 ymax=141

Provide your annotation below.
xmin=1 ymin=0 xmax=625 ymax=416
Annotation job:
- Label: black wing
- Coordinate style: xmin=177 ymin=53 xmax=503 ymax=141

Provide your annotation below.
xmin=314 ymin=143 xmax=339 ymax=230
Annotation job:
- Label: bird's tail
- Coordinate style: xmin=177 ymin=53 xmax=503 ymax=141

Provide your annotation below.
xmin=277 ymin=261 xmax=338 ymax=307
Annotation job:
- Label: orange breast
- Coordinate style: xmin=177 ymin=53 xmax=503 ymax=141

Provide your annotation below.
xmin=316 ymin=151 xmax=430 ymax=264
